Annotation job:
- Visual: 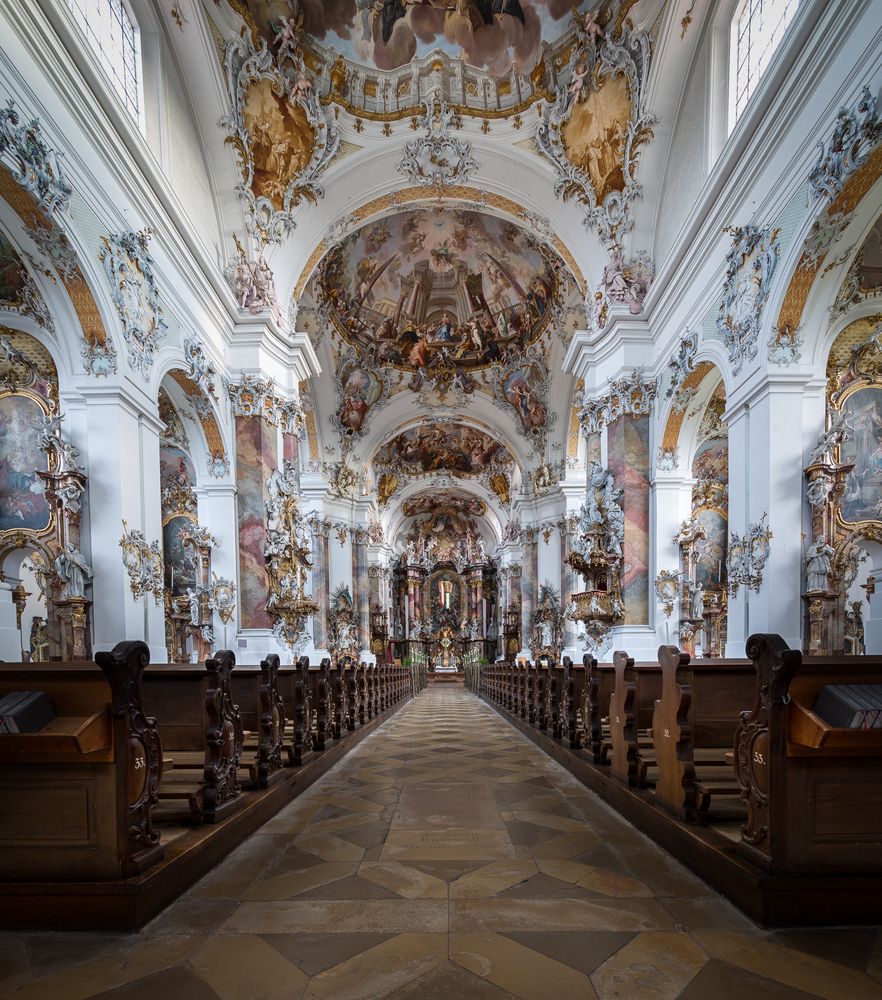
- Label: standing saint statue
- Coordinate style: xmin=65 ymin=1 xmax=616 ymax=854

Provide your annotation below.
xmin=54 ymin=543 xmax=92 ymax=599
xmin=805 ymin=535 xmax=835 ymax=593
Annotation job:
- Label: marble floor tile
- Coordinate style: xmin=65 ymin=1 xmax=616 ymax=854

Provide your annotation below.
xmin=590 ymin=931 xmax=708 ymax=999
xmin=451 ymin=931 xmax=597 ymax=1000
xmin=189 ymin=935 xmax=309 ymax=1000
xmin=301 ymin=933 xmax=447 ymax=1000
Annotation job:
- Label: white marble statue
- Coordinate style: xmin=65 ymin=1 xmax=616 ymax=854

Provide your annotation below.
xmin=691 ymin=581 xmax=705 ymax=620
xmin=805 ymin=535 xmax=835 ymax=593
xmin=54 ymin=543 xmax=92 ymax=599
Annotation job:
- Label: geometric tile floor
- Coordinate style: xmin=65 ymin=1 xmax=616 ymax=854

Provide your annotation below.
xmin=2 ymin=688 xmax=882 ymax=999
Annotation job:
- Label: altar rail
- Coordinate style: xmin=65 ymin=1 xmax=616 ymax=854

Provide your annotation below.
xmin=479 ymin=639 xmax=882 ymax=926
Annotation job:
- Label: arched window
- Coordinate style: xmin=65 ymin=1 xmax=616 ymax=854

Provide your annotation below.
xmin=730 ymin=0 xmax=800 ymax=129
xmin=66 ymin=0 xmax=142 ymax=123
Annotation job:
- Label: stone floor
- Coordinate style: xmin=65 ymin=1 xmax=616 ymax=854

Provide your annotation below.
xmin=3 ymin=688 xmax=882 ymax=1000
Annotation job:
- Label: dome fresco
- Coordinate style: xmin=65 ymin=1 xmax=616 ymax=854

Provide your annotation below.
xmin=313 ymin=207 xmax=557 ymax=372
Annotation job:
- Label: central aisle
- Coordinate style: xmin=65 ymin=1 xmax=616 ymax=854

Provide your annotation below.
xmin=6 ymin=689 xmax=881 ymax=999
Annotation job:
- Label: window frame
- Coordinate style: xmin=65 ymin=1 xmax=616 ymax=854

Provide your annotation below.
xmin=65 ymin=0 xmax=145 ymax=128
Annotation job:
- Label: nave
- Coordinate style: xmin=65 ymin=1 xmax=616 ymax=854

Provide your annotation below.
xmin=2 ymin=687 xmax=881 ymax=1000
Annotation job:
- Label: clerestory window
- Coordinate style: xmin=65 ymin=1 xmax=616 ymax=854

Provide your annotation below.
xmin=730 ymin=0 xmax=800 ymax=129
xmin=66 ymin=0 xmax=142 ymax=123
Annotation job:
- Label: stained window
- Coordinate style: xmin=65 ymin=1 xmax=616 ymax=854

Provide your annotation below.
xmin=66 ymin=0 xmax=141 ymax=122
xmin=731 ymin=0 xmax=800 ymax=128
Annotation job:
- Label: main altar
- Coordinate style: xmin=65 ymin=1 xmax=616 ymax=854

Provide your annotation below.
xmin=389 ymin=506 xmax=498 ymax=670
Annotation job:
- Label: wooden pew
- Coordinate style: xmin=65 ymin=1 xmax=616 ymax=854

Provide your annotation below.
xmin=649 ymin=647 xmax=757 ymax=821
xmin=357 ymin=662 xmax=367 ymax=724
xmin=548 ymin=661 xmax=563 ymax=739
xmin=231 ymin=656 xmax=289 ymax=787
xmin=526 ymin=661 xmax=537 ymax=724
xmin=609 ymin=650 xmax=639 ymax=785
xmin=307 ymin=660 xmax=331 ymax=752
xmin=292 ymin=656 xmax=313 ymax=766
xmin=561 ymin=657 xmax=586 ymax=750
xmin=0 ymin=641 xmax=164 ymax=880
xmin=579 ymin=655 xmax=604 ymax=763
xmin=536 ymin=661 xmax=548 ymax=731
xmin=142 ymin=653 xmax=244 ymax=824
xmin=735 ymin=635 xmax=882 ymax=876
xmin=343 ymin=656 xmax=357 ymax=731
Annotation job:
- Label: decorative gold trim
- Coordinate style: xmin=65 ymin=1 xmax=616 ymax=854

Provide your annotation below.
xmin=0 ymin=166 xmax=108 ymax=350
xmin=775 ymin=144 xmax=882 ymax=341
xmin=660 ymin=361 xmax=715 ymax=451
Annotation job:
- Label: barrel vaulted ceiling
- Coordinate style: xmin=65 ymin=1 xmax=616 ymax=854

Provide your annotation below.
xmin=159 ymin=0 xmax=701 ymax=534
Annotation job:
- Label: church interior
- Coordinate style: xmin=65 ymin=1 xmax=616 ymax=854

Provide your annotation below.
xmin=1 ymin=0 xmax=882 ymax=996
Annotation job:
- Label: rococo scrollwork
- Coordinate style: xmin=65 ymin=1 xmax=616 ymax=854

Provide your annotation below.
xmin=716 ymin=225 xmax=780 ymax=376
xmin=221 ymin=28 xmax=341 ymax=242
xmin=535 ymin=4 xmax=655 ymax=243
xmin=99 ymin=229 xmax=167 ymax=380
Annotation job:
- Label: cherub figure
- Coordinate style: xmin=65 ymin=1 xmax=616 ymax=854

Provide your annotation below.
xmin=273 ymin=14 xmax=300 ymax=54
xmin=583 ymin=11 xmax=605 ymax=47
xmin=569 ymin=61 xmax=589 ymax=101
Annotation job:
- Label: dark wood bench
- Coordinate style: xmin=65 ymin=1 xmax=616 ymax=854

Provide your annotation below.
xmin=0 ymin=640 xmax=164 ymax=879
xmin=650 ymin=647 xmax=754 ymax=821
xmin=230 ymin=655 xmax=290 ymax=786
xmin=735 ymin=635 xmax=882 ymax=876
xmin=142 ymin=653 xmax=244 ymax=824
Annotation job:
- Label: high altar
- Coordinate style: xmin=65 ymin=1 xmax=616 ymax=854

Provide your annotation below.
xmin=389 ymin=508 xmax=497 ymax=670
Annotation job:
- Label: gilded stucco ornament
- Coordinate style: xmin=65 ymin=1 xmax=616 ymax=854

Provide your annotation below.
xmin=594 ymin=247 xmax=654 ymax=323
xmin=397 ymin=99 xmax=478 ymax=188
xmin=264 ymin=461 xmax=318 ymax=651
xmin=656 ymin=446 xmax=679 ymax=472
xmin=23 ymin=220 xmax=80 ymax=283
xmin=767 ymin=326 xmax=804 ymax=366
xmin=183 ymin=336 xmax=219 ymax=400
xmin=665 ymin=330 xmax=698 ymax=401
xmin=490 ymin=345 xmax=554 ymax=453
xmin=535 ymin=5 xmax=656 ymax=243
xmin=808 ymin=85 xmax=882 ymax=204
xmin=580 ymin=368 xmax=656 ymax=434
xmin=221 ymin=32 xmax=340 ymax=243
xmin=0 ymin=100 xmax=72 ymax=217
xmin=332 ymin=344 xmax=395 ymax=440
xmin=716 ymin=225 xmax=780 ymax=377
xmin=227 ymin=374 xmax=305 ymax=434
xmin=726 ymin=514 xmax=772 ymax=597
xmin=119 ymin=520 xmax=165 ymax=604
xmin=99 ymin=229 xmax=167 ymax=380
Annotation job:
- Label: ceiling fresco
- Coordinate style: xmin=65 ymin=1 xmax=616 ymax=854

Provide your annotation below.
xmin=236 ymin=0 xmax=590 ymax=78
xmin=402 ymin=490 xmax=487 ymax=517
xmin=374 ymin=420 xmax=513 ymax=476
xmin=314 ymin=207 xmax=557 ymax=372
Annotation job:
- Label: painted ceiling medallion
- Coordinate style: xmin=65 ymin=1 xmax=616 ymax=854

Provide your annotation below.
xmin=374 ymin=420 xmax=513 ymax=480
xmin=234 ymin=0 xmax=587 ymax=82
xmin=222 ymin=30 xmax=340 ymax=242
xmin=535 ymin=4 xmax=655 ymax=243
xmin=402 ymin=491 xmax=487 ymax=517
